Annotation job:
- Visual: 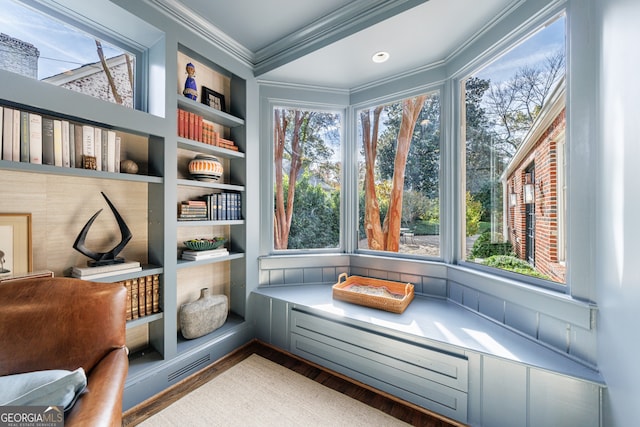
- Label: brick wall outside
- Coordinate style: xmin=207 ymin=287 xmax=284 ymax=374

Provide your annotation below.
xmin=56 ymin=59 xmax=134 ymax=108
xmin=506 ymin=109 xmax=566 ymax=283
xmin=0 ymin=33 xmax=39 ymax=79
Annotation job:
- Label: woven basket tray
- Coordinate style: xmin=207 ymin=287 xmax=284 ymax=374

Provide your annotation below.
xmin=332 ymin=273 xmax=414 ymax=314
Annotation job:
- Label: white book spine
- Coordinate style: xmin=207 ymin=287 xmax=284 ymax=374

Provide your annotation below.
xmin=12 ymin=109 xmax=20 ymax=161
xmin=82 ymin=125 xmax=95 ymax=158
xmin=61 ymin=120 xmax=70 ymax=167
xmin=115 ymin=136 xmax=121 ymax=172
xmin=29 ymin=113 xmax=42 ymax=164
xmin=94 ymin=128 xmax=102 ymax=171
xmin=53 ymin=119 xmax=62 ymax=166
xmin=107 ymin=130 xmax=116 ymax=172
xmin=2 ymin=107 xmax=13 ymax=161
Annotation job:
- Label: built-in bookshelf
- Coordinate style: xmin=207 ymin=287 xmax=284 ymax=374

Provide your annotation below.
xmin=0 ymin=36 xmax=250 ymax=412
xmin=174 ymin=46 xmax=247 ymax=358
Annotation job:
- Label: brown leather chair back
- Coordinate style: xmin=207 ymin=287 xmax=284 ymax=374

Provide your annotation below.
xmin=0 ymin=277 xmax=126 ymax=376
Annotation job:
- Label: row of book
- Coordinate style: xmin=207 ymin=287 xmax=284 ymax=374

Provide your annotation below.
xmin=1 ymin=105 xmax=122 ymax=172
xmin=118 ymin=274 xmax=161 ymax=321
xmin=177 ymin=108 xmax=238 ymax=151
xmin=178 ymin=192 xmax=242 ymax=221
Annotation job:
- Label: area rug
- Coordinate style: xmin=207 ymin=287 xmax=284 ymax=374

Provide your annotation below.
xmin=138 ymin=353 xmax=410 ymax=426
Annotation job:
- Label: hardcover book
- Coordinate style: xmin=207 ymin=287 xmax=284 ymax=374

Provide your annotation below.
xmin=131 ymin=279 xmax=139 ymax=319
xmin=53 ymin=119 xmax=62 ymax=166
xmin=125 ymin=279 xmax=132 ymax=321
xmin=12 ymin=108 xmax=19 ymax=161
xmin=28 ymin=113 xmax=42 ymax=164
xmin=136 ymin=277 xmax=145 ymax=317
xmin=74 ymin=124 xmax=83 ymax=167
xmin=42 ymin=117 xmax=54 ymax=165
xmin=20 ymin=111 xmax=29 ymax=163
xmin=3 ymin=107 xmax=14 ymax=161
xmin=94 ymin=127 xmax=102 ymax=171
xmin=152 ymin=275 xmax=160 ymax=313
xmin=145 ymin=275 xmax=153 ymax=315
xmin=61 ymin=120 xmax=70 ymax=167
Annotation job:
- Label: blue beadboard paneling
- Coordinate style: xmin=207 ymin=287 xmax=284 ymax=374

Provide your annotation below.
xmin=462 ymin=287 xmax=480 ymax=311
xmin=529 ymin=369 xmax=600 ymax=427
xmin=322 ymin=267 xmax=338 ymax=283
xmin=570 ymin=325 xmax=597 ymax=368
xmin=284 ymin=268 xmax=304 ymax=284
xmin=482 ymin=356 xmax=527 ymax=427
xmin=422 ymin=277 xmax=447 ymax=297
xmin=478 ymin=292 xmax=505 ymax=323
xmin=303 ymin=267 xmax=323 ymax=284
xmin=505 ymin=301 xmax=538 ymax=338
xmin=269 ymin=269 xmax=284 ymax=286
xmin=539 ymin=313 xmax=569 ymax=353
xmin=449 ymin=281 xmax=464 ymax=304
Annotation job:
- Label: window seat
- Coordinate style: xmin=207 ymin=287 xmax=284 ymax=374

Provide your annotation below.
xmin=252 ymin=284 xmax=604 ymax=426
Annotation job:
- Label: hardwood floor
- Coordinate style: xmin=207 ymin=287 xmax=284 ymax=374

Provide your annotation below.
xmin=122 ymin=339 xmax=464 ymax=427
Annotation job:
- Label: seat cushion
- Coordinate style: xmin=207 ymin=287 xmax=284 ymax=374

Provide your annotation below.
xmin=0 ymin=368 xmax=87 ymax=411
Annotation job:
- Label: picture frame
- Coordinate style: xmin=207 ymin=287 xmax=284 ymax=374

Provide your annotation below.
xmin=201 ymin=86 xmax=225 ymax=112
xmin=0 ymin=213 xmax=32 ymax=277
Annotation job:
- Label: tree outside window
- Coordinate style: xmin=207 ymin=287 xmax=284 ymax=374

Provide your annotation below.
xmin=273 ymin=107 xmax=341 ymax=250
xmin=357 ymin=90 xmax=441 ymax=258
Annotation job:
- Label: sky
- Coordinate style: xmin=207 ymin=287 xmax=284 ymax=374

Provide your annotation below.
xmin=475 ymin=14 xmax=566 ymax=85
xmin=0 ymin=0 xmax=125 ymax=79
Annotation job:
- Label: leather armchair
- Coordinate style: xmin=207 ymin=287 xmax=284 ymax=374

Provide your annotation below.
xmin=0 ymin=277 xmax=128 ymax=427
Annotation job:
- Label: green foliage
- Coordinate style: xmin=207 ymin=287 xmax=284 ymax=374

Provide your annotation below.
xmin=482 ymin=255 xmax=551 ymax=280
xmin=402 ymin=190 xmax=431 ymax=224
xmin=413 ymin=220 xmax=440 ymax=235
xmin=466 ymin=192 xmax=483 ymax=236
xmin=375 ymin=95 xmax=441 ymax=198
xmin=285 ymin=172 xmax=340 ymax=249
xmin=470 ymin=231 xmax=513 ymax=259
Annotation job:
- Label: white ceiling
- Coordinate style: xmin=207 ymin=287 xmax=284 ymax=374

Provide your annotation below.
xmin=159 ymin=0 xmax=518 ymax=90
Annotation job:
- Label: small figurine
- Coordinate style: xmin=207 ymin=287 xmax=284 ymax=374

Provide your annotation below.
xmin=183 ymin=62 xmax=198 ymax=101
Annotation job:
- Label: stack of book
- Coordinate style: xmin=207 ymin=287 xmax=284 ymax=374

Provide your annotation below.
xmin=1 ymin=105 xmax=122 ymax=172
xmin=71 ymin=260 xmax=142 ymax=280
xmin=177 ymin=108 xmax=240 ymax=151
xmin=181 ymin=247 xmax=229 ymax=261
xmin=118 ymin=274 xmax=161 ymax=321
xmin=178 ymin=200 xmax=208 ymax=221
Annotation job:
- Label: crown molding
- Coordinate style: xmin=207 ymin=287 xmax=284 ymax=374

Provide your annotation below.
xmin=253 ymin=0 xmax=429 ymax=76
xmin=144 ymin=0 xmax=428 ymax=76
xmin=143 ymin=0 xmax=254 ymax=68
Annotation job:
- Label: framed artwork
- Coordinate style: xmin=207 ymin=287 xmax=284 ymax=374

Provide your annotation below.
xmin=0 ymin=213 xmax=32 ymax=277
xmin=201 ymin=86 xmax=225 ymax=111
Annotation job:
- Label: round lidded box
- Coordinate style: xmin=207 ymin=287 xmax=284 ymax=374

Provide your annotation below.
xmin=188 ymin=154 xmax=223 ymax=181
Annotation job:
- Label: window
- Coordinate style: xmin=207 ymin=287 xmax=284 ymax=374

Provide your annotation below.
xmin=0 ymin=0 xmax=137 ymax=108
xmin=462 ymin=14 xmax=566 ymax=285
xmin=357 ymin=91 xmax=441 ymax=258
xmin=273 ymin=106 xmax=342 ymax=250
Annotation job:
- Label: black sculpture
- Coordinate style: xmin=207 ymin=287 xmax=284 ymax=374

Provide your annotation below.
xmin=73 ymin=192 xmax=132 ymax=266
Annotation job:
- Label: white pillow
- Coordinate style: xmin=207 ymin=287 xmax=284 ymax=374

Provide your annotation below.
xmin=0 ymin=368 xmax=87 ymax=411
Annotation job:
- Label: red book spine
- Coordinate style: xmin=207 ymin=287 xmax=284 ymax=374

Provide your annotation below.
xmin=197 ymin=115 xmax=203 ymax=142
xmin=178 ymin=109 xmax=185 ymax=138
xmin=188 ymin=112 xmax=195 ymax=140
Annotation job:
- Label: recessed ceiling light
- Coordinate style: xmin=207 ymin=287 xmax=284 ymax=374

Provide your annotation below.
xmin=372 ymin=51 xmax=390 ymax=63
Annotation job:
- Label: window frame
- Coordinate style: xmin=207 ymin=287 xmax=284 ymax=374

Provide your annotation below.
xmin=454 ymin=9 xmax=570 ymax=294
xmin=10 ymin=0 xmax=159 ymax=112
xmin=352 ymin=85 xmax=445 ymax=262
xmin=266 ymin=99 xmax=346 ymax=254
